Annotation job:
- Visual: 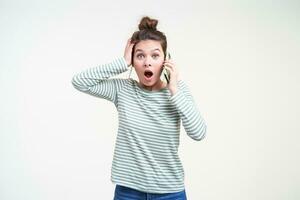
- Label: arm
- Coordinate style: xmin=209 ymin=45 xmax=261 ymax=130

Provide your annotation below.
xmin=71 ymin=57 xmax=129 ymax=104
xmin=169 ymin=80 xmax=207 ymax=141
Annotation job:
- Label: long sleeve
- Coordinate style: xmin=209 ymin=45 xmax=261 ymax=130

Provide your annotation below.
xmin=71 ymin=57 xmax=129 ymax=105
xmin=169 ymin=80 xmax=207 ymax=141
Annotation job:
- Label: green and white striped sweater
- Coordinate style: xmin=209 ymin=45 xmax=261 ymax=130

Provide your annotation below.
xmin=71 ymin=57 xmax=207 ymax=193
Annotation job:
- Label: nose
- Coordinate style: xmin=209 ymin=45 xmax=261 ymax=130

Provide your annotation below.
xmin=144 ymin=56 xmax=152 ymax=67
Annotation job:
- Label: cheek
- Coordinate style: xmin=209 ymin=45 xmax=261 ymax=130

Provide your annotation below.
xmin=133 ymin=65 xmax=144 ymax=75
xmin=155 ymin=62 xmax=164 ymax=71
xmin=133 ymin=58 xmax=143 ymax=67
xmin=156 ymin=59 xmax=164 ymax=66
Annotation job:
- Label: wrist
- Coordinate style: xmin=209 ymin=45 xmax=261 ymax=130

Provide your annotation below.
xmin=123 ymin=57 xmax=131 ymax=67
xmin=169 ymin=87 xmax=178 ymax=96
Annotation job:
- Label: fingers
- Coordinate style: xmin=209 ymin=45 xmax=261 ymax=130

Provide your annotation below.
xmin=124 ymin=38 xmax=135 ymax=66
xmin=163 ymin=60 xmax=176 ymax=71
xmin=163 ymin=60 xmax=180 ymax=81
xmin=163 ymin=66 xmax=175 ymax=75
xmin=126 ymin=39 xmax=134 ymax=50
xmin=128 ymin=38 xmax=135 ymax=46
xmin=163 ymin=59 xmax=174 ymax=65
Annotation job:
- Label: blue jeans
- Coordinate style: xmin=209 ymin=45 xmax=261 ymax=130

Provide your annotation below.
xmin=113 ymin=184 xmax=187 ymax=200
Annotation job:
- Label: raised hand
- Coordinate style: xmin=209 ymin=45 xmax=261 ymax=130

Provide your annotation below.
xmin=124 ymin=38 xmax=135 ymax=67
xmin=163 ymin=59 xmax=180 ymax=96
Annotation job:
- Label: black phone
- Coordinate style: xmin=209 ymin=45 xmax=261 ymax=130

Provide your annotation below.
xmin=161 ymin=52 xmax=171 ymax=84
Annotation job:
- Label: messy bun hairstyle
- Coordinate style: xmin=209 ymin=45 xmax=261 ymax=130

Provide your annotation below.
xmin=131 ymin=16 xmax=167 ymax=60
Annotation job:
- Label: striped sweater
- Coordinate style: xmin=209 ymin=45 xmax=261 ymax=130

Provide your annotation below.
xmin=71 ymin=57 xmax=207 ymax=193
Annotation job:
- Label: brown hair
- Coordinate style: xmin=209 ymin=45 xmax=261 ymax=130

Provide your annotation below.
xmin=131 ymin=16 xmax=167 ymax=61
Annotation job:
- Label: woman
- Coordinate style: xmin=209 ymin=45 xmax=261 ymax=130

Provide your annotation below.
xmin=72 ymin=16 xmax=207 ymax=200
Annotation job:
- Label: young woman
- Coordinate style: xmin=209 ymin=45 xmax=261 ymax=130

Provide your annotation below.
xmin=72 ymin=16 xmax=207 ymax=200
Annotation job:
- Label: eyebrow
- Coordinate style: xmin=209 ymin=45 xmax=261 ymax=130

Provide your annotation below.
xmin=135 ymin=48 xmax=161 ymax=53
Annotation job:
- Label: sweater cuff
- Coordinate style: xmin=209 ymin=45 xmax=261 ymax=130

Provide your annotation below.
xmin=118 ymin=57 xmax=130 ymax=71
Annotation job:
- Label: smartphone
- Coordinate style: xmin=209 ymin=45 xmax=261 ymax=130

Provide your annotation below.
xmin=161 ymin=52 xmax=171 ymax=84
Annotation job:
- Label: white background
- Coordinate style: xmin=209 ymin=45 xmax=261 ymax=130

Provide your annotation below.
xmin=1 ymin=0 xmax=299 ymax=199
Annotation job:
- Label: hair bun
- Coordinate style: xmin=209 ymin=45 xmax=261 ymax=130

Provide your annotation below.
xmin=138 ymin=16 xmax=158 ymax=31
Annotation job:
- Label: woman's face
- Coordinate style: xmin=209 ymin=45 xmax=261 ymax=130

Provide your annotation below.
xmin=132 ymin=40 xmax=165 ymax=90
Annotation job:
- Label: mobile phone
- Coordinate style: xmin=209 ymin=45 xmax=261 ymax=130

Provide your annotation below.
xmin=161 ymin=52 xmax=171 ymax=84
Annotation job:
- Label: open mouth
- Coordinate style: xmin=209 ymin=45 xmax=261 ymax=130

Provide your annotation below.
xmin=144 ymin=70 xmax=153 ymax=78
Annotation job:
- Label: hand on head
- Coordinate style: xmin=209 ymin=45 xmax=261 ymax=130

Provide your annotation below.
xmin=124 ymin=38 xmax=135 ymax=67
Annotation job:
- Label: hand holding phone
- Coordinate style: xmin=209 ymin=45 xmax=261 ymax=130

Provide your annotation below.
xmin=161 ymin=52 xmax=171 ymax=84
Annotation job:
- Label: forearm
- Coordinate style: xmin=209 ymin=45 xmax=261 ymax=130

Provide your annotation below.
xmin=71 ymin=57 xmax=128 ymax=91
xmin=169 ymin=81 xmax=207 ymax=141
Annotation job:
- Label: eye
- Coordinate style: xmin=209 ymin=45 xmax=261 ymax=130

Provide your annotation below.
xmin=152 ymin=54 xmax=159 ymax=59
xmin=136 ymin=54 xmax=144 ymax=59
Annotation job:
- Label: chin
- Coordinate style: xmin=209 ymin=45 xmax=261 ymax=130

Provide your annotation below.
xmin=144 ymin=78 xmax=159 ymax=85
xmin=140 ymin=82 xmax=153 ymax=87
